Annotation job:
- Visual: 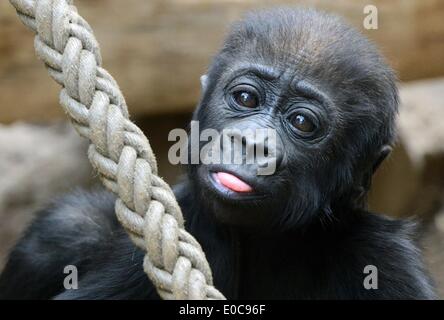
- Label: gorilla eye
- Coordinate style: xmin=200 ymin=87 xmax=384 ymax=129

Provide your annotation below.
xmin=233 ymin=90 xmax=259 ymax=108
xmin=290 ymin=113 xmax=316 ymax=133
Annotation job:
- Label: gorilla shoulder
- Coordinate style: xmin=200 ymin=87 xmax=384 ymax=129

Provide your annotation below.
xmin=0 ymin=189 xmax=118 ymax=299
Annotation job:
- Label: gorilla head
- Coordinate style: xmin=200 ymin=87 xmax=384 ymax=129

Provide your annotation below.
xmin=1 ymin=6 xmax=436 ymax=302
xmin=188 ymin=8 xmax=398 ymax=230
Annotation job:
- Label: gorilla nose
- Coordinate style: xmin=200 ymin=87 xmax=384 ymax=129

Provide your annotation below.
xmin=221 ymin=128 xmax=283 ymax=174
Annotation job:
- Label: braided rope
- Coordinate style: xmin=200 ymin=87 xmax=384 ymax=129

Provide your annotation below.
xmin=9 ymin=0 xmax=225 ymax=300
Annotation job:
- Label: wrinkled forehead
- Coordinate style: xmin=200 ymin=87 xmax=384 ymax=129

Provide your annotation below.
xmin=217 ymin=49 xmax=343 ymax=100
xmin=225 ymin=37 xmax=350 ymax=86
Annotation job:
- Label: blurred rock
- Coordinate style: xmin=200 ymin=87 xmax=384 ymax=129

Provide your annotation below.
xmin=369 ymin=142 xmax=422 ymax=217
xmin=1 ymin=0 xmax=444 ymax=123
xmin=399 ymin=79 xmax=444 ymax=166
xmin=0 ymin=122 xmax=91 ymax=269
xmin=369 ymin=78 xmax=444 ymax=217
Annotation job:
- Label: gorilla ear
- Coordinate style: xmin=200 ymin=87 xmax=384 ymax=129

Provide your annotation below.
xmin=358 ymin=145 xmax=392 ymax=196
xmin=372 ymin=145 xmax=392 ymax=173
xmin=200 ymin=74 xmax=208 ymax=92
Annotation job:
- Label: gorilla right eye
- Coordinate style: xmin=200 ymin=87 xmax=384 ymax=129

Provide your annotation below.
xmin=232 ymin=90 xmax=259 ymax=108
xmin=288 ymin=109 xmax=319 ymax=136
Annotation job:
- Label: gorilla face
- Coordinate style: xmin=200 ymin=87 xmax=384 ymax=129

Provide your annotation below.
xmin=191 ymin=63 xmax=335 ymax=230
xmin=188 ymin=8 xmax=398 ymax=231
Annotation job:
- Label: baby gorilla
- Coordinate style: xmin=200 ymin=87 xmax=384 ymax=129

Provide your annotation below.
xmin=0 ymin=8 xmax=436 ymax=299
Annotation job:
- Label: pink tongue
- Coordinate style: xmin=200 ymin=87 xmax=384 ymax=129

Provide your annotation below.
xmin=215 ymin=172 xmax=253 ymax=193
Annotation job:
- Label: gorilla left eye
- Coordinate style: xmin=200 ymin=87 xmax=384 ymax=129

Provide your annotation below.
xmin=290 ymin=113 xmax=316 ymax=133
xmin=232 ymin=90 xmax=259 ymax=108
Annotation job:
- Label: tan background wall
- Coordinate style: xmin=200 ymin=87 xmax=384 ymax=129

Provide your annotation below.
xmin=1 ymin=0 xmax=444 ymax=123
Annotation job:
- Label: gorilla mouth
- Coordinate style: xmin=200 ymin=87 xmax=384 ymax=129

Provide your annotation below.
xmin=196 ymin=165 xmax=268 ymax=202
xmin=205 ymin=169 xmax=268 ymax=202
xmin=212 ymin=172 xmax=253 ymax=193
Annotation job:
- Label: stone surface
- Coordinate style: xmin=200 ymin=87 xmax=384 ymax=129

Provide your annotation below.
xmin=369 ymin=78 xmax=444 ymax=218
xmin=1 ymin=0 xmax=444 ymax=123
xmin=0 ymin=122 xmax=91 ymax=270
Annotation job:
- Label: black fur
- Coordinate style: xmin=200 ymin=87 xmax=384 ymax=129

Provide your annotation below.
xmin=0 ymin=186 xmax=435 ymax=299
xmin=0 ymin=8 xmax=437 ymax=299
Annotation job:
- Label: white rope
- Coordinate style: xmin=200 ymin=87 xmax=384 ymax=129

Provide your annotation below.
xmin=9 ymin=0 xmax=225 ymax=300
